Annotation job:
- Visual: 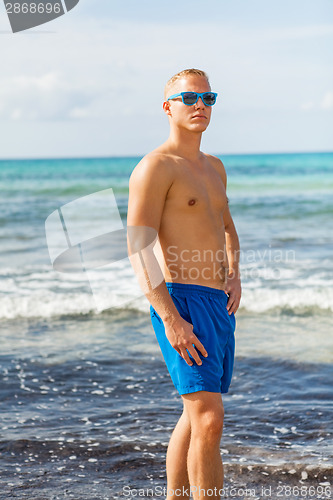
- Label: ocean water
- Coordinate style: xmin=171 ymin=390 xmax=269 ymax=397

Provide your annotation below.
xmin=0 ymin=152 xmax=332 ymax=499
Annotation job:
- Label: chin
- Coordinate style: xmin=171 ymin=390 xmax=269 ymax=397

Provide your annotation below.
xmin=190 ymin=123 xmax=209 ymax=132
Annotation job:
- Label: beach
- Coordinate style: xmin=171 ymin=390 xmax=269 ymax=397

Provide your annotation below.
xmin=0 ymin=152 xmax=332 ymax=499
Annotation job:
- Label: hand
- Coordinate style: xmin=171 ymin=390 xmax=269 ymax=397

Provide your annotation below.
xmin=164 ymin=316 xmax=208 ymax=366
xmin=224 ymin=272 xmax=241 ymax=315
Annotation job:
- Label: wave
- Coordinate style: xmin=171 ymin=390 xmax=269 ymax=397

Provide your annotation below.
xmin=1 ymin=286 xmax=332 ymax=320
xmin=239 ymin=286 xmax=333 ymax=314
xmin=1 ymin=262 xmax=333 ymax=319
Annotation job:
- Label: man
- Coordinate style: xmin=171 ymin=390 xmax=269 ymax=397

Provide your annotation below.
xmin=127 ymin=68 xmax=241 ymax=500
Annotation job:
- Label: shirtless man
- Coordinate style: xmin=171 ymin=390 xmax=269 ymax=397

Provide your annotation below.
xmin=127 ymin=69 xmax=241 ymax=500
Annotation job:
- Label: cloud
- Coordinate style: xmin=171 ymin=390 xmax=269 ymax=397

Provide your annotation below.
xmin=321 ymin=91 xmax=333 ymax=110
xmin=300 ymin=101 xmax=315 ymax=111
xmin=301 ymin=91 xmax=333 ymax=111
xmin=0 ymin=72 xmax=95 ymax=121
xmin=266 ymin=24 xmax=333 ymax=41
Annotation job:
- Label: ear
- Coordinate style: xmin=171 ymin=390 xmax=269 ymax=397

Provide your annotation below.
xmin=163 ymin=100 xmax=172 ymax=117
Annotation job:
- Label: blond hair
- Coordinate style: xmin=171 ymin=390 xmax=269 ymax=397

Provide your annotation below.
xmin=164 ymin=68 xmax=210 ymax=99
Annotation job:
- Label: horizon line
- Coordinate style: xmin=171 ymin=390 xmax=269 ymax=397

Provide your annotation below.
xmin=0 ymin=149 xmax=332 ymax=161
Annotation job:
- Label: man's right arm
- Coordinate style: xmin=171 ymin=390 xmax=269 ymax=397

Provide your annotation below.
xmin=127 ymin=154 xmax=180 ymax=322
xmin=127 ymin=154 xmax=208 ymax=366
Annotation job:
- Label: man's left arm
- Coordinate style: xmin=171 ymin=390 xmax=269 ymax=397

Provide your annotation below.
xmin=223 ymin=201 xmax=242 ymax=314
xmin=210 ymin=155 xmax=242 ymax=314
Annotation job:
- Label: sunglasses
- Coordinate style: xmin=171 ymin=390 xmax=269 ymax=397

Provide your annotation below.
xmin=167 ymin=91 xmax=218 ymax=106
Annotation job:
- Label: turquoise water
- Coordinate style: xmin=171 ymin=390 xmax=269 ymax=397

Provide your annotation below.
xmin=1 ymin=152 xmax=332 ymax=194
xmin=1 ymin=152 xmax=333 ymax=313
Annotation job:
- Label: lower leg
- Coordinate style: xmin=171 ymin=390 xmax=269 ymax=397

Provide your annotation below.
xmin=187 ymin=430 xmax=223 ymax=499
xmin=166 ymin=408 xmax=191 ymax=500
xmin=183 ymin=392 xmax=225 ymax=500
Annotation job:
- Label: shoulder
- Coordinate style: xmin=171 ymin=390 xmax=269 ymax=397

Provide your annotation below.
xmin=204 ymin=153 xmax=227 ymax=187
xmin=129 ymin=151 xmax=175 ymax=191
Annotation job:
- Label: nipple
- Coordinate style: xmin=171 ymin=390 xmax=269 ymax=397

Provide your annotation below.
xmin=188 ymin=198 xmax=196 ymax=206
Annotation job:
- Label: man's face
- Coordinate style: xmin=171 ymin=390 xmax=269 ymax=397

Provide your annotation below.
xmin=164 ymin=75 xmax=213 ymax=132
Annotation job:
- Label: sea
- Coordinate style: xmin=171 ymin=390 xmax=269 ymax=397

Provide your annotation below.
xmin=0 ymin=152 xmax=332 ymax=499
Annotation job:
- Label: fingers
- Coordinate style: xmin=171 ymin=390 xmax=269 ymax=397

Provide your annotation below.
xmin=226 ymin=294 xmax=234 ymax=314
xmin=225 ymin=276 xmax=242 ymax=315
xmin=193 ymin=337 xmax=208 ymax=359
xmin=178 ymin=344 xmax=200 ymax=367
xmin=179 ymin=347 xmax=195 ymax=367
xmin=168 ymin=322 xmax=208 ymax=367
xmin=187 ymin=345 xmax=202 ymax=366
xmin=227 ymin=292 xmax=241 ymax=315
xmin=179 ymin=334 xmax=208 ymax=367
xmin=173 ymin=342 xmax=194 ymax=366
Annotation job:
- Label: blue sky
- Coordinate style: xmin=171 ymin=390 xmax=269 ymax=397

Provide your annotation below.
xmin=0 ymin=0 xmax=332 ymax=158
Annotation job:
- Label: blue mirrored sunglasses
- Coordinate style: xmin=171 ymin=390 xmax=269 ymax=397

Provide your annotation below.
xmin=167 ymin=91 xmax=218 ymax=106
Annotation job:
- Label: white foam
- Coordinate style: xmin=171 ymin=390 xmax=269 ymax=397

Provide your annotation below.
xmin=240 ymin=286 xmax=333 ymax=313
xmin=0 ymin=263 xmax=149 ymax=319
xmin=1 ymin=261 xmax=333 ymax=319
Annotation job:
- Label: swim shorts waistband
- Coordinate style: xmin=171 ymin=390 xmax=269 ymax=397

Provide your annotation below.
xmin=165 ymin=281 xmax=228 ymax=298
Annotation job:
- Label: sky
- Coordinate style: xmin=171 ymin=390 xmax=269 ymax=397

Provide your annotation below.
xmin=0 ymin=0 xmax=332 ymax=158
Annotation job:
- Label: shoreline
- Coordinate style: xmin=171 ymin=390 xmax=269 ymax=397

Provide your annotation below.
xmin=2 ymin=462 xmax=331 ymax=499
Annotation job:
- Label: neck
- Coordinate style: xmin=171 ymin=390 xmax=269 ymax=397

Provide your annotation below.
xmin=166 ymin=127 xmax=203 ymax=161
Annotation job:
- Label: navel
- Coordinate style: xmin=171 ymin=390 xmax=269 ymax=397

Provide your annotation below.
xmin=188 ymin=198 xmax=197 ymax=206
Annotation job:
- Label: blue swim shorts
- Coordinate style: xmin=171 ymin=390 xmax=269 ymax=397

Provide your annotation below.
xmin=150 ymin=282 xmax=236 ymax=396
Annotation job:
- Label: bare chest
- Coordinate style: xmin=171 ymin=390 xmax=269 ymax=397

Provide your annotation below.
xmin=165 ymin=162 xmax=227 ymax=215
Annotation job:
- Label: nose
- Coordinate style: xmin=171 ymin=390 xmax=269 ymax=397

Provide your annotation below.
xmin=195 ymin=96 xmax=206 ymax=108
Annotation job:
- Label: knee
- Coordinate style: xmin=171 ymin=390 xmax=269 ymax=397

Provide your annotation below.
xmin=194 ymin=408 xmax=224 ymax=440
